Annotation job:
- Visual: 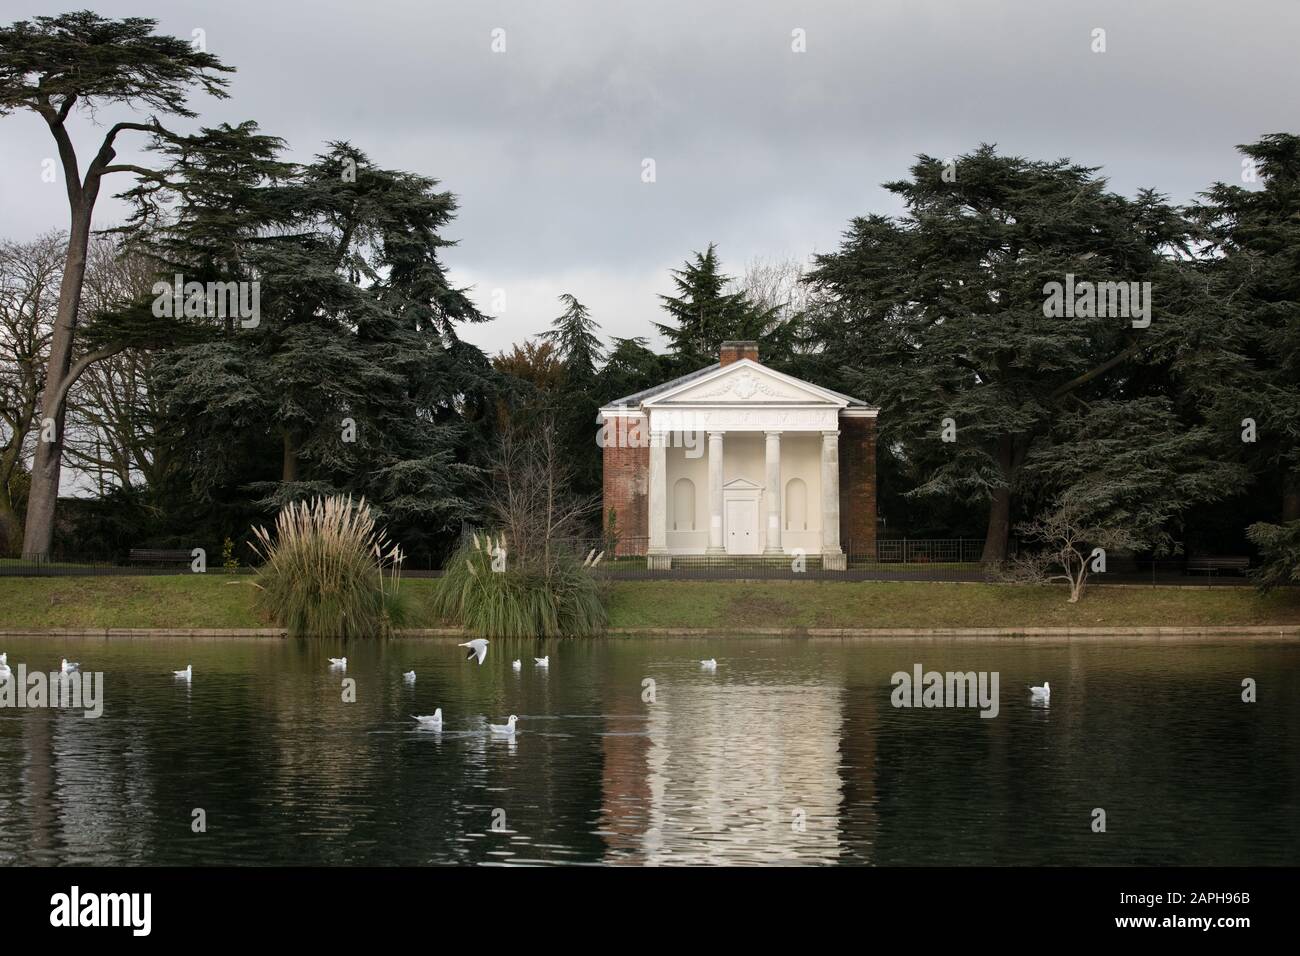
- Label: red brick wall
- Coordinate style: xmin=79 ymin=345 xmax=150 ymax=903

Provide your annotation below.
xmin=602 ymin=433 xmax=649 ymax=555
xmin=839 ymin=416 xmax=877 ymax=556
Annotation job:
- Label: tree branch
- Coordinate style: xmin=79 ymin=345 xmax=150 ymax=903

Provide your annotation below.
xmin=1049 ymin=339 xmax=1145 ymax=401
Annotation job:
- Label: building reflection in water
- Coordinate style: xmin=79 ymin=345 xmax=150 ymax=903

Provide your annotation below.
xmin=600 ymin=679 xmax=857 ymax=864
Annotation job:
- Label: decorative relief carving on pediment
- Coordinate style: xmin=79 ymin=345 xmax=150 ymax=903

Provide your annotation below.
xmin=688 ymin=369 xmax=796 ymax=402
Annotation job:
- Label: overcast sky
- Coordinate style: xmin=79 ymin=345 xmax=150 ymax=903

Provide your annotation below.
xmin=1 ymin=0 xmax=1296 ymax=355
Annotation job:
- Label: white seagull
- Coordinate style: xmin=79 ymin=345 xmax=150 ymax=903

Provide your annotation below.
xmin=460 ymin=639 xmax=489 ymax=665
xmin=413 ymin=708 xmax=443 ymax=729
xmin=700 ymin=658 xmax=717 ymax=670
xmin=490 ymin=715 xmax=519 ymax=734
xmin=534 ymin=656 xmax=549 ymax=668
xmin=403 ymin=670 xmax=416 ymax=682
xmin=328 ymin=657 xmax=347 ymax=668
xmin=174 ymin=664 xmax=192 ymax=681
xmin=512 ymin=659 xmax=522 ymax=671
xmin=60 ymin=658 xmax=79 ymax=674
xmin=1029 ymin=681 xmax=1051 ymax=702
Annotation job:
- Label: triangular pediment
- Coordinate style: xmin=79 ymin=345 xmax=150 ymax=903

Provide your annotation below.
xmin=643 ymin=359 xmax=849 ymax=407
xmin=723 ymin=476 xmax=763 ymax=491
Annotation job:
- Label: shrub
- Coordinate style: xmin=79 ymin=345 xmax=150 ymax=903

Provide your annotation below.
xmin=431 ymin=533 xmax=607 ymax=638
xmin=251 ymin=495 xmax=406 ymax=638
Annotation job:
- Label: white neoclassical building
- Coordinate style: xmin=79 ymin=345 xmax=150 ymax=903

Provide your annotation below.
xmin=599 ymin=342 xmax=878 ymax=569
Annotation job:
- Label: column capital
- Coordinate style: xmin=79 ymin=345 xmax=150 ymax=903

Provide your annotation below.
xmin=764 ymin=429 xmax=783 ymax=438
xmin=821 ymin=429 xmax=841 ymax=439
xmin=707 ymin=430 xmax=726 ymax=441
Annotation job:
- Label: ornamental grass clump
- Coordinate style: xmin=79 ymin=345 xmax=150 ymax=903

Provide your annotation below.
xmin=251 ymin=495 xmax=407 ymax=638
xmin=431 ymin=532 xmax=607 ymax=638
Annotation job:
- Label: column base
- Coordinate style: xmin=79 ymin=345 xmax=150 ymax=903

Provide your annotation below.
xmin=822 ymin=552 xmax=847 ymax=571
xmin=646 ymin=553 xmax=673 ymax=570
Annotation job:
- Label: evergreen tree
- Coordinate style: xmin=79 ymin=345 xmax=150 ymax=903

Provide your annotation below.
xmin=655 ymin=244 xmax=789 ymax=369
xmin=541 ymin=294 xmax=603 ymax=382
xmin=1195 ymin=133 xmax=1300 ymax=585
xmin=134 ymin=139 xmax=494 ymax=558
xmin=1193 ymin=134 xmax=1300 ymax=523
xmin=806 ymin=145 xmax=1230 ymax=562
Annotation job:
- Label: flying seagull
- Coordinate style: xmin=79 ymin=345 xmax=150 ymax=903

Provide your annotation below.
xmin=460 ymin=639 xmax=489 ymax=665
xmin=413 ymin=709 xmax=443 ymax=729
xmin=328 ymin=657 xmax=347 ymax=668
xmin=403 ymin=670 xmax=416 ymax=682
xmin=174 ymin=664 xmax=192 ymax=681
xmin=1029 ymin=681 xmax=1051 ymax=701
xmin=534 ymin=656 xmax=549 ymax=668
xmin=490 ymin=715 xmax=518 ymax=735
xmin=60 ymin=659 xmax=79 ymax=674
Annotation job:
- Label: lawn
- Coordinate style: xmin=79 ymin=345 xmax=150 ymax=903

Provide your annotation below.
xmin=601 ymin=580 xmax=1300 ymax=630
xmin=1 ymin=574 xmax=1298 ymax=632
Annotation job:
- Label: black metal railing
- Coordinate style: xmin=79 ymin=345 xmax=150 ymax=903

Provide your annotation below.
xmin=0 ymin=539 xmax=1256 ymax=586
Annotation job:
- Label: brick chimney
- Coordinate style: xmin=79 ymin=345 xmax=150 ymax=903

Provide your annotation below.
xmin=720 ymin=340 xmax=759 ymax=366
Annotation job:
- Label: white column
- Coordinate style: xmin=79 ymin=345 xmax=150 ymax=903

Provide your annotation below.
xmin=764 ymin=430 xmax=782 ymax=554
xmin=707 ymin=430 xmax=725 ymax=553
xmin=820 ymin=429 xmax=842 ymax=558
xmin=648 ymin=430 xmax=667 ymax=554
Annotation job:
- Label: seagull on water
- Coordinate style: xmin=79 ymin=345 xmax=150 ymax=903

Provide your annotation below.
xmin=512 ymin=659 xmax=522 ymax=671
xmin=460 ymin=639 xmax=489 ymax=665
xmin=174 ymin=664 xmax=192 ymax=681
xmin=413 ymin=708 xmax=443 ymax=729
xmin=403 ymin=670 xmax=416 ymax=682
xmin=1029 ymin=681 xmax=1051 ymax=702
xmin=490 ymin=715 xmax=518 ymax=734
xmin=534 ymin=656 xmax=549 ymax=668
xmin=61 ymin=659 xmax=79 ymax=674
xmin=328 ymin=657 xmax=347 ymax=669
xmin=700 ymin=658 xmax=717 ymax=670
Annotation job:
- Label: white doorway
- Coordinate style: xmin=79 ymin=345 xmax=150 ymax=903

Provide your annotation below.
xmin=722 ymin=477 xmax=763 ymax=555
xmin=726 ymin=500 xmax=758 ymax=554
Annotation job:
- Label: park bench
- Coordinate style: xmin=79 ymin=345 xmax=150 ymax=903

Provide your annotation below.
xmin=128 ymin=548 xmax=193 ymax=567
xmin=1185 ymin=554 xmax=1250 ymax=575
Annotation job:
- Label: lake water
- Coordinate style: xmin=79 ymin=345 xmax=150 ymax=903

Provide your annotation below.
xmin=0 ymin=635 xmax=1296 ymax=866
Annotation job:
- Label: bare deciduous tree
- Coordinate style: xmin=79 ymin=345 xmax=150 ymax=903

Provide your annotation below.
xmin=486 ymin=416 xmax=600 ymax=581
xmin=1003 ymin=492 xmax=1141 ymax=603
xmin=0 ymin=232 xmax=62 ymax=551
xmin=63 ymin=238 xmax=164 ymax=494
xmin=736 ymin=256 xmax=810 ymax=323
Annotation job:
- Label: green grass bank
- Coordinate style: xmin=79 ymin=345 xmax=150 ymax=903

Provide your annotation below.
xmin=1 ymin=574 xmax=1298 ymax=632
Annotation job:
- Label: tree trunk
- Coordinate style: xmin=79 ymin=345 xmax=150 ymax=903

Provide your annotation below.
xmin=0 ymin=493 xmax=22 ymax=556
xmin=980 ymin=435 xmax=1017 ymax=565
xmin=282 ymin=431 xmax=300 ymax=483
xmin=981 ymin=485 xmax=1012 ymax=564
xmin=21 ymin=207 xmax=93 ymax=558
xmin=1284 ymin=472 xmax=1300 ymax=523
